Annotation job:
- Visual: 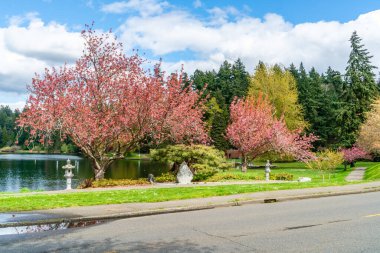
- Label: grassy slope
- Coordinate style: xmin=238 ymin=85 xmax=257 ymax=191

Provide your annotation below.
xmin=364 ymin=163 xmax=380 ymax=180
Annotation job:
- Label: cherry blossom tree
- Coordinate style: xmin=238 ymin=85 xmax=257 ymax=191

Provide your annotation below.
xmin=17 ymin=26 xmax=208 ymax=180
xmin=341 ymin=146 xmax=371 ymax=170
xmin=226 ymin=94 xmax=316 ymax=172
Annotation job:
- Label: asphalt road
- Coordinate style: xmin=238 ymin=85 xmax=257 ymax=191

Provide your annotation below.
xmin=2 ymin=191 xmax=380 ymax=253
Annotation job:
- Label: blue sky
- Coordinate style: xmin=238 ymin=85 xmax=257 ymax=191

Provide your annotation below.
xmin=2 ymin=0 xmax=380 ymax=27
xmin=1 ymin=0 xmax=380 ymax=109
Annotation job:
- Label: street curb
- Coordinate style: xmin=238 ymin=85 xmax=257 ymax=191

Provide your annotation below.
xmin=2 ymin=185 xmax=380 ymax=228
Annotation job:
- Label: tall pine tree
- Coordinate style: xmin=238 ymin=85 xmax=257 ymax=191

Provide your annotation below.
xmin=340 ymin=31 xmax=378 ymax=146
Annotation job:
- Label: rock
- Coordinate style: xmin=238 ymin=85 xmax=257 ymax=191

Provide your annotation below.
xmin=298 ymin=177 xmax=312 ymax=182
xmin=176 ymin=162 xmax=193 ymax=184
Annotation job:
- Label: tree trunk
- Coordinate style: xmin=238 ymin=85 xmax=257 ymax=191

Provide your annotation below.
xmin=241 ymin=155 xmax=248 ymax=173
xmin=92 ymin=158 xmax=113 ymax=181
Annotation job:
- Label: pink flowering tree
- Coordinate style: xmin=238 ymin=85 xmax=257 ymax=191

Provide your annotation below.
xmin=341 ymin=146 xmax=371 ymax=170
xmin=17 ymin=26 xmax=208 ymax=180
xmin=226 ymin=94 xmax=316 ymax=172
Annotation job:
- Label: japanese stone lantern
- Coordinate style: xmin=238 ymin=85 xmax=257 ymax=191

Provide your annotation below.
xmin=62 ymin=159 xmax=75 ymax=190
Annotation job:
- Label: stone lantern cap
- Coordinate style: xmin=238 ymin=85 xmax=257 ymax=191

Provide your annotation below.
xmin=62 ymin=159 xmax=75 ymax=170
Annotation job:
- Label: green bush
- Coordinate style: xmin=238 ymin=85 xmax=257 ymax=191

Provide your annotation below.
xmin=151 ymin=145 xmax=231 ymax=181
xmin=61 ymin=143 xmax=78 ymax=154
xmin=306 ymin=150 xmax=344 ymax=181
xmin=90 ymin=178 xmax=149 ymax=188
xmin=155 ymin=173 xmax=176 ymax=183
xmin=207 ymin=172 xmax=262 ymax=182
xmin=0 ymin=145 xmax=21 ymax=153
xmin=19 ymin=187 xmax=31 ymax=193
xmin=193 ymin=165 xmax=218 ymax=181
xmin=270 ymin=173 xmax=294 ymax=181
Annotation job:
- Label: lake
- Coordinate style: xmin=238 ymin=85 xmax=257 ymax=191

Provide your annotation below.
xmin=0 ymin=154 xmax=169 ymax=192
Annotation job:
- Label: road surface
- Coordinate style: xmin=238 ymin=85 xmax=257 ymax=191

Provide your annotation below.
xmin=2 ymin=191 xmax=380 ymax=252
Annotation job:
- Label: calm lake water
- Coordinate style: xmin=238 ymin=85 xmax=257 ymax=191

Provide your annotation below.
xmin=0 ymin=154 xmax=169 ymax=192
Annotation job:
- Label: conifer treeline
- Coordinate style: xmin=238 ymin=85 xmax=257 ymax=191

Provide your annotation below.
xmin=191 ymin=31 xmax=379 ymax=150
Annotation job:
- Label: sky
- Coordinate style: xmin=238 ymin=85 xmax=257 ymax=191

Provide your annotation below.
xmin=1 ymin=0 xmax=380 ymax=109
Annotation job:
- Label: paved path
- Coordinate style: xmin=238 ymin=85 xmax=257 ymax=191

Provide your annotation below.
xmin=346 ymin=167 xmax=366 ymax=181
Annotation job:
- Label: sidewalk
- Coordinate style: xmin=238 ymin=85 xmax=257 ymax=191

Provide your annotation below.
xmin=2 ymin=181 xmax=380 ymax=227
xmin=346 ymin=167 xmax=366 ymax=181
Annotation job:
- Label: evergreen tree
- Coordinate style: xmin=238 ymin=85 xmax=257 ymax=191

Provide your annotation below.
xmin=210 ymin=91 xmax=230 ymax=150
xmin=322 ymin=67 xmax=345 ymax=147
xmin=290 ymin=65 xmax=346 ymax=148
xmin=191 ymin=59 xmax=250 ymax=151
xmin=340 ymin=31 xmax=378 ymax=146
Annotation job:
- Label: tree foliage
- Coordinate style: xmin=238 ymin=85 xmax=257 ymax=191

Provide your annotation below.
xmin=340 ymin=31 xmax=378 ymax=146
xmin=191 ymin=59 xmax=250 ymax=150
xmin=248 ymin=62 xmax=307 ymax=130
xmin=357 ymin=99 xmax=380 ymax=154
xmin=226 ymin=94 xmax=316 ymax=172
xmin=150 ymin=144 xmax=231 ymax=181
xmin=306 ymin=150 xmax=344 ymax=181
xmin=341 ymin=146 xmax=371 ymax=168
xmin=18 ymin=26 xmax=208 ymax=180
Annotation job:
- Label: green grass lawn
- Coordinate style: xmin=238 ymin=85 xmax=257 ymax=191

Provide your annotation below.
xmin=211 ymin=161 xmax=362 ymax=183
xmin=0 ymin=161 xmax=378 ymax=212
xmin=364 ymin=163 xmax=380 ymax=180
xmin=0 ymin=180 xmax=361 ymax=212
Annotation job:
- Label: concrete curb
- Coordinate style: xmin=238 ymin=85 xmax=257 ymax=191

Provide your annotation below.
xmin=2 ymin=185 xmax=380 ymax=228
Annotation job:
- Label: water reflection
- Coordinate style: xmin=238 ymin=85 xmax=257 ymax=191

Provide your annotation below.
xmin=0 ymin=154 xmax=169 ymax=192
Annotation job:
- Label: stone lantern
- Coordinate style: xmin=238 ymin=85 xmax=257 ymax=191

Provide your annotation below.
xmin=62 ymin=159 xmax=75 ymax=190
xmin=265 ymin=160 xmax=271 ymax=181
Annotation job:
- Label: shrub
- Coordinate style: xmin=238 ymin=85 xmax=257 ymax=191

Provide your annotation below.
xmin=270 ymin=173 xmax=294 ymax=181
xmin=19 ymin=187 xmax=31 ymax=193
xmin=191 ymin=163 xmax=220 ymax=181
xmin=90 ymin=178 xmax=149 ymax=188
xmin=151 ymin=145 xmax=231 ymax=180
xmin=0 ymin=145 xmax=21 ymax=153
xmin=155 ymin=173 xmax=176 ymax=183
xmin=207 ymin=172 xmax=262 ymax=182
xmin=61 ymin=143 xmax=78 ymax=154
xmin=306 ymin=150 xmax=344 ymax=181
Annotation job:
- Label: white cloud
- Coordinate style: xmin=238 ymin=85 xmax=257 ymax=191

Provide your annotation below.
xmin=0 ymin=13 xmax=82 ymax=94
xmin=207 ymin=6 xmax=240 ymax=26
xmin=0 ymin=90 xmax=27 ymax=110
xmin=117 ymin=9 xmax=380 ymax=74
xmin=1 ymin=5 xmax=380 ymax=108
xmin=101 ymin=0 xmax=169 ymax=17
xmin=193 ymin=0 xmax=202 ymax=8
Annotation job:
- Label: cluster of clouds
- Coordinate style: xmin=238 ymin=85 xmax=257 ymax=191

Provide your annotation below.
xmin=1 ymin=0 xmax=380 ymax=109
